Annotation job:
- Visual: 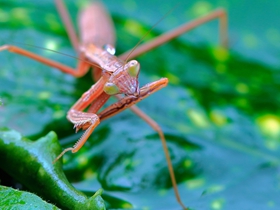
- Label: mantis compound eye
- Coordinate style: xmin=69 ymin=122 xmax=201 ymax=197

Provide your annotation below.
xmin=103 ymin=82 xmax=120 ymax=95
xmin=127 ymin=60 xmax=140 ymax=77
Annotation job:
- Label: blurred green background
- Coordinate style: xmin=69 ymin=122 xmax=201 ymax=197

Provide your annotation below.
xmin=0 ymin=0 xmax=280 ymax=209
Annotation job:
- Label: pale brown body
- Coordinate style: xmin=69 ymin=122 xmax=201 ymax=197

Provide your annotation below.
xmin=0 ymin=1 xmax=228 ymax=209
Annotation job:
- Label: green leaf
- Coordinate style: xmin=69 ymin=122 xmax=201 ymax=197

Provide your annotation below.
xmin=0 ymin=185 xmax=61 ymax=210
xmin=0 ymin=128 xmax=105 ymax=210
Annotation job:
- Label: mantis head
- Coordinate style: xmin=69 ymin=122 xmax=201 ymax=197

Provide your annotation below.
xmin=103 ymin=60 xmax=140 ymax=96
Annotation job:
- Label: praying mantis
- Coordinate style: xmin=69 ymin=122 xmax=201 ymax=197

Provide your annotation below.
xmin=0 ymin=0 xmax=228 ymax=209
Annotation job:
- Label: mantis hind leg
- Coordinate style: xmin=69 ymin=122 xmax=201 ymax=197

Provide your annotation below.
xmin=119 ymin=9 xmax=228 ymax=60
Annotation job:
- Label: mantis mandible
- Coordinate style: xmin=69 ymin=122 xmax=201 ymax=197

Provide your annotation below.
xmin=0 ymin=0 xmax=228 ymax=209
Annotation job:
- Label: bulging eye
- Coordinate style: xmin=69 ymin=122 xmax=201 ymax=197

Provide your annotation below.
xmin=127 ymin=60 xmax=140 ymax=77
xmin=103 ymin=82 xmax=120 ymax=95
